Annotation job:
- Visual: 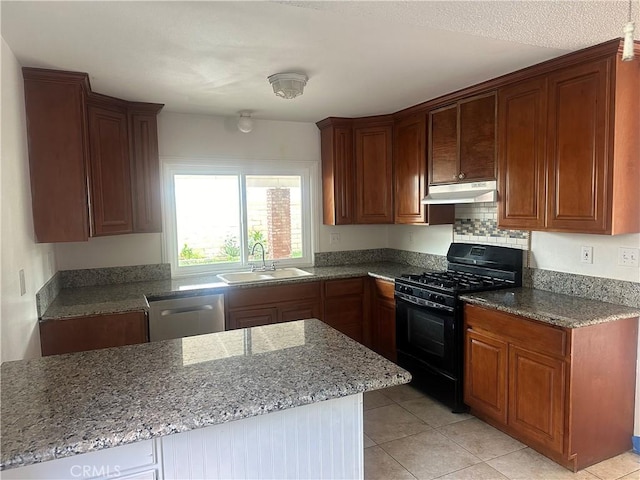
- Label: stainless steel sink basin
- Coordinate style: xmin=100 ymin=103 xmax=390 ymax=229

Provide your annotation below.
xmin=217 ymin=268 xmax=313 ymax=284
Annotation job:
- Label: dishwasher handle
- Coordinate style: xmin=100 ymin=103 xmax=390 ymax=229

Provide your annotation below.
xmin=160 ymin=305 xmax=214 ymax=316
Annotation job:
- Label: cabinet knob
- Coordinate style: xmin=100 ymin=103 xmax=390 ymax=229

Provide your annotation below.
xmin=458 ymin=172 xmax=466 ymax=180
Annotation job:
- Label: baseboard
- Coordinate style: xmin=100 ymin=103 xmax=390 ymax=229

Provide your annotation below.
xmin=633 ymin=436 xmax=640 ymax=454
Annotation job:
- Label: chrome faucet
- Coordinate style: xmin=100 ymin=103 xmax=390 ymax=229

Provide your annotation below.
xmin=250 ymin=242 xmax=275 ymax=271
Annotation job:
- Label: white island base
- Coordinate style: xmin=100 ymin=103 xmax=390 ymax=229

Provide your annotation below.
xmin=4 ymin=394 xmax=364 ymax=480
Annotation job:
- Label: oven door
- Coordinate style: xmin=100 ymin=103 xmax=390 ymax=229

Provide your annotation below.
xmin=395 ymin=296 xmax=457 ymax=376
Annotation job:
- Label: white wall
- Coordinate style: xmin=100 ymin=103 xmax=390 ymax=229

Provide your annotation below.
xmin=387 ymin=224 xmax=453 ymax=255
xmin=55 ymin=233 xmax=163 ymax=270
xmin=531 ymin=232 xmax=640 ymax=282
xmin=1 ymin=38 xmax=56 ymax=362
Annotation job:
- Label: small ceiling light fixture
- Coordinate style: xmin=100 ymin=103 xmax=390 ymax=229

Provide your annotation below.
xmin=622 ymin=0 xmax=636 ymax=61
xmin=268 ymin=72 xmax=308 ymax=99
xmin=237 ymin=112 xmax=253 ymax=133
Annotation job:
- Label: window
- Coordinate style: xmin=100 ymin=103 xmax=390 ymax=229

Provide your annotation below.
xmin=164 ymin=161 xmax=314 ymax=277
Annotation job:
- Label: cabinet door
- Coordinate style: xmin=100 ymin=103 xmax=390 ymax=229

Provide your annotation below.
xmin=324 ymin=296 xmax=364 ymax=342
xmin=354 ymin=125 xmax=393 ymax=223
xmin=88 ymin=104 xmax=133 ymax=236
xmin=497 ymin=77 xmax=547 ymax=229
xmin=39 ymin=311 xmax=148 ymax=356
xmin=129 ymin=110 xmax=162 ymax=233
xmin=508 ymin=345 xmax=565 ymax=454
xmin=23 ymin=70 xmax=90 ymax=243
xmin=394 ymin=114 xmax=426 ymax=223
xmin=227 ymin=307 xmax=278 ymax=330
xmin=429 ymin=105 xmax=458 ymax=184
xmin=371 ymin=279 xmax=396 ymax=361
xmin=546 ymin=58 xmax=610 ymax=233
xmin=279 ymin=301 xmax=321 ymax=323
xmin=464 ymin=329 xmax=508 ymax=424
xmin=320 ymin=124 xmax=354 ymax=225
xmin=459 ymin=93 xmax=496 ymax=181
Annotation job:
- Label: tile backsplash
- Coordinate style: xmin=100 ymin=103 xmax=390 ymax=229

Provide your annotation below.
xmin=454 ymin=202 xmax=530 ymax=251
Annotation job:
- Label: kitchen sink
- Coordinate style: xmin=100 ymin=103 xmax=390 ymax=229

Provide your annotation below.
xmin=217 ymin=268 xmax=314 ymax=284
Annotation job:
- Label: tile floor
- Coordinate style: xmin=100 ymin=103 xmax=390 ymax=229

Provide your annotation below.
xmin=363 ymin=385 xmax=640 ymax=480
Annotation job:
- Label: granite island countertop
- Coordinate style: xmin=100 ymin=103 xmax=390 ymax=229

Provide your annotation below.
xmin=461 ymin=287 xmax=640 ymax=328
xmin=0 ymin=318 xmax=411 ymax=471
xmin=42 ymin=262 xmax=428 ymax=320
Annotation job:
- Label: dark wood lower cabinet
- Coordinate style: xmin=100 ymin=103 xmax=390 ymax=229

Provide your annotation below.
xmin=371 ymin=278 xmax=396 ymax=362
xmin=464 ymin=329 xmax=507 ymax=424
xmin=228 ymin=307 xmax=278 ymax=330
xmin=39 ymin=311 xmax=148 ymax=356
xmin=464 ymin=303 xmax=638 ymax=471
xmin=226 ymin=281 xmax=322 ymax=330
xmin=323 ymin=278 xmax=365 ymax=342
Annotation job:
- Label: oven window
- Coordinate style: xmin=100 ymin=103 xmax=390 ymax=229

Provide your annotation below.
xmin=407 ymin=308 xmax=445 ymax=358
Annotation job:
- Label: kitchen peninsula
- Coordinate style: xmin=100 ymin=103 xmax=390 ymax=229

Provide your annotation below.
xmin=1 ymin=319 xmax=411 ymax=479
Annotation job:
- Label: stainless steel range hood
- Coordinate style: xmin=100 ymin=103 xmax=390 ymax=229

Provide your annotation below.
xmin=421 ymin=180 xmax=497 ymax=205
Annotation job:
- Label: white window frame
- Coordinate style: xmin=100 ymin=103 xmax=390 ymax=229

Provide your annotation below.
xmin=163 ymin=158 xmax=316 ymax=278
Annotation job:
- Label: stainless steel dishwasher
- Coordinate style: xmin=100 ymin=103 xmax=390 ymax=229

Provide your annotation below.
xmin=148 ymin=294 xmax=225 ymax=341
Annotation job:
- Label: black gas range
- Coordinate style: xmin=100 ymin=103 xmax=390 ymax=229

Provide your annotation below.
xmin=395 ymin=243 xmax=523 ymax=412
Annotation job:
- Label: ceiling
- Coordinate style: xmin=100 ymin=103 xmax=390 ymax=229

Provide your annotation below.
xmin=1 ymin=1 xmax=635 ymax=123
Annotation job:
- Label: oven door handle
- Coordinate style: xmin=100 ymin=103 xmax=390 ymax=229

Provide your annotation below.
xmin=394 ymin=293 xmax=454 ymax=313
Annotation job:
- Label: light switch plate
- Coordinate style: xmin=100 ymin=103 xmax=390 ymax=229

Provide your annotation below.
xmin=581 ymin=246 xmax=593 ymax=264
xmin=618 ymin=247 xmax=639 ymax=267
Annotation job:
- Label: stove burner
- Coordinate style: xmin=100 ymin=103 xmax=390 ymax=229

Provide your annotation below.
xmin=402 ymin=271 xmax=508 ymax=293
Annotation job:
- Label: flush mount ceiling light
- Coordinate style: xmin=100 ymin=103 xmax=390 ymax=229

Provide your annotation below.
xmin=267 ymin=72 xmax=308 ymax=99
xmin=237 ymin=112 xmax=253 ymax=133
xmin=622 ymin=0 xmax=636 ymax=61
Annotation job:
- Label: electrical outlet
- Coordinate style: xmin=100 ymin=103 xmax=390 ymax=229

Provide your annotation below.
xmin=329 ymin=233 xmax=340 ymax=245
xmin=409 ymin=233 xmax=414 ymax=244
xmin=618 ymin=247 xmax=639 ymax=267
xmin=19 ymin=269 xmax=26 ymax=296
xmin=581 ymin=246 xmax=593 ymax=264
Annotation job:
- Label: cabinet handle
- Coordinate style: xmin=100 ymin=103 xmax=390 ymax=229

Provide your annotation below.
xmin=458 ymin=172 xmax=466 ymax=180
xmin=160 ymin=305 xmax=214 ymax=316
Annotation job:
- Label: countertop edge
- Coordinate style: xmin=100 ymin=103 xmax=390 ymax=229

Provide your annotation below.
xmin=1 ymin=373 xmax=411 ymax=471
xmin=460 ymin=291 xmax=640 ymax=328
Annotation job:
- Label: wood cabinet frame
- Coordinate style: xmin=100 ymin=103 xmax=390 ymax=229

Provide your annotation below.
xmin=22 ymin=67 xmax=164 ymax=242
xmin=464 ymin=303 xmax=638 ymax=471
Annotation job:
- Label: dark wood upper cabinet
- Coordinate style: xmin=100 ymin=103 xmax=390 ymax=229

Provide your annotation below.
xmin=497 ymin=45 xmax=639 ymax=234
xmin=546 ymin=59 xmax=609 ymax=233
xmin=318 ymin=118 xmax=354 ymax=225
xmin=394 ymin=114 xmax=426 ymax=223
xmin=87 ymin=104 xmax=133 ymax=236
xmin=22 ymin=68 xmax=164 ymax=243
xmin=459 ymin=93 xmax=496 ymax=181
xmin=393 ymin=113 xmax=455 ymax=225
xmin=23 ymin=70 xmax=91 ymax=243
xmin=497 ymin=76 xmax=547 ymax=230
xmin=129 ymin=105 xmax=163 ymax=233
xmin=428 ymin=92 xmax=496 ymax=185
xmin=317 ymin=116 xmax=393 ymax=225
xmin=354 ymin=121 xmax=394 ymax=224
xmin=429 ymin=105 xmax=458 ymax=184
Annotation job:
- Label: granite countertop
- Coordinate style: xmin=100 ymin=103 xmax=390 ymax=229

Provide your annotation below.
xmin=461 ymin=288 xmax=640 ymax=328
xmin=0 ymin=318 xmax=411 ymax=471
xmin=42 ymin=262 xmax=428 ymax=320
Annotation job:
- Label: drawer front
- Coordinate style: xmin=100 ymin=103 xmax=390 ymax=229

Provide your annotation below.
xmin=279 ymin=301 xmax=321 ymax=323
xmin=464 ymin=304 xmax=567 ymax=358
xmin=226 ymin=281 xmax=320 ymax=309
xmin=227 ymin=307 xmax=278 ymax=330
xmin=324 ymin=277 xmax=364 ymax=297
